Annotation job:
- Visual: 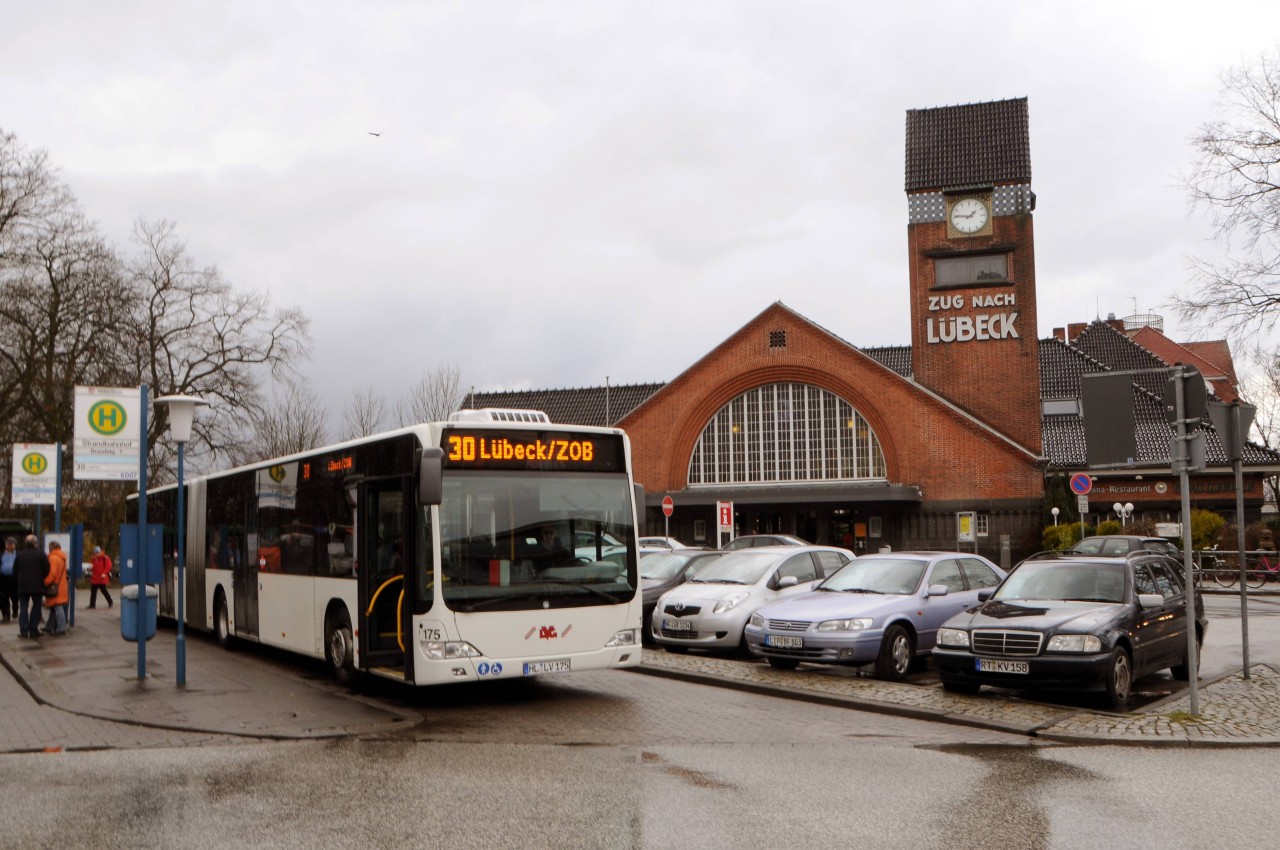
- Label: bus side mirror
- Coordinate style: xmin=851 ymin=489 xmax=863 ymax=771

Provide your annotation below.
xmin=419 ymin=448 xmax=444 ymax=506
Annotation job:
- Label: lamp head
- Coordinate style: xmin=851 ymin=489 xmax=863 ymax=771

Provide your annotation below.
xmin=154 ymin=394 xmax=209 ymax=443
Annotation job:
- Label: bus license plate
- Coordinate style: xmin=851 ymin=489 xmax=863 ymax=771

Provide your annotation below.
xmin=977 ymin=658 xmax=1029 ymax=674
xmin=663 ymin=618 xmax=693 ymax=631
xmin=523 ymin=659 xmax=571 ymax=676
xmin=766 ymin=635 xmax=803 ymax=649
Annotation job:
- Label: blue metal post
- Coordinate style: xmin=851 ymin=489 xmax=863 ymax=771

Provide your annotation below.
xmin=138 ymin=385 xmax=148 ymax=680
xmin=176 ymin=439 xmax=186 ymax=686
xmin=55 ymin=444 xmax=63 ymax=533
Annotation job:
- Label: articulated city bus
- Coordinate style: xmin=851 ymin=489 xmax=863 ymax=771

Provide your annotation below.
xmin=134 ymin=410 xmax=643 ymax=685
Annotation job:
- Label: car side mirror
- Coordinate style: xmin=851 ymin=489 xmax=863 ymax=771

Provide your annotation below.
xmin=1137 ymin=593 xmax=1164 ymax=609
xmin=777 ymin=575 xmax=798 ymax=589
xmin=977 ymin=589 xmax=994 ymax=602
xmin=926 ymin=583 xmax=949 ymax=597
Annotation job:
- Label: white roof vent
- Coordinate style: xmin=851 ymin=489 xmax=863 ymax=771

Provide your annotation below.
xmin=448 ymin=408 xmax=551 ymax=423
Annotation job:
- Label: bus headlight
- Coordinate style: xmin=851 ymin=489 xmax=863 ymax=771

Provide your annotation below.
xmin=606 ymin=629 xmax=639 ymax=647
xmin=937 ymin=628 xmax=970 ymax=648
xmin=420 ymin=640 xmax=482 ymax=660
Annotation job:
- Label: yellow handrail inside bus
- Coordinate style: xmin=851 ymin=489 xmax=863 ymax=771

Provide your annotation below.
xmin=366 ymin=575 xmax=406 ymax=652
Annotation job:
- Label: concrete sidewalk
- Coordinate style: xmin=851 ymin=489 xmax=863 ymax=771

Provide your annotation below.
xmin=0 ymin=601 xmax=420 ymax=741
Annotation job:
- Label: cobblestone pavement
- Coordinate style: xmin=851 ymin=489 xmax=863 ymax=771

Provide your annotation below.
xmin=636 ymin=649 xmax=1280 ymax=746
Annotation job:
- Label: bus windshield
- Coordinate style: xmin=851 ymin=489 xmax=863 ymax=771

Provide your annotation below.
xmin=438 ymin=470 xmax=637 ymax=611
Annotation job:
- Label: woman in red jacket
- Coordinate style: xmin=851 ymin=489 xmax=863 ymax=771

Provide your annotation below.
xmin=89 ymin=546 xmax=114 ymax=609
xmin=43 ymin=541 xmax=69 ymax=635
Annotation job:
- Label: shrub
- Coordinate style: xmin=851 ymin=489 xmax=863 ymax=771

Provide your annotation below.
xmin=1189 ymin=509 xmax=1226 ymax=551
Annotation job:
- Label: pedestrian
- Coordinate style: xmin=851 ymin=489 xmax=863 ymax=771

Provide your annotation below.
xmin=0 ymin=537 xmax=16 ymax=623
xmin=88 ymin=545 xmax=114 ymax=609
xmin=44 ymin=540 xmax=69 ymax=636
xmin=13 ymin=534 xmax=49 ymax=639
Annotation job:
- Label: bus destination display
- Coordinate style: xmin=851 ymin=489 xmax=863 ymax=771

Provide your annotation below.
xmin=443 ymin=429 xmax=623 ymax=472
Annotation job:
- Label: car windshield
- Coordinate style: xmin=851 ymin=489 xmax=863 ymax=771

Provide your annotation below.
xmin=821 ymin=557 xmax=926 ymax=595
xmin=994 ymin=561 xmax=1126 ymax=603
xmin=690 ymin=550 xmax=781 ymax=584
xmin=641 ymin=552 xmax=714 ymax=581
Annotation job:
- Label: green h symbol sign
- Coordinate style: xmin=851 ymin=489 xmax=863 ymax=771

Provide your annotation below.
xmin=88 ymin=400 xmax=128 ymax=436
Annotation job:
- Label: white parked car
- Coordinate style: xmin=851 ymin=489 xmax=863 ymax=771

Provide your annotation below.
xmin=652 ymin=546 xmax=853 ymax=652
xmin=638 ymin=536 xmax=688 ymax=551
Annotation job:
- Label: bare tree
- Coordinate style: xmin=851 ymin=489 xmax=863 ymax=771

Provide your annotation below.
xmin=236 ymin=378 xmax=329 ymax=464
xmin=1176 ymin=46 xmax=1280 ymax=338
xmin=1241 ymin=356 xmax=1280 ymax=505
xmin=394 ymin=364 xmax=464 ymax=425
xmin=338 ymin=385 xmax=389 ymax=440
xmin=123 ymin=218 xmax=311 ymax=467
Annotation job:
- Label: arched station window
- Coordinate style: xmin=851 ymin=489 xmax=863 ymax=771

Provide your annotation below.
xmin=687 ymin=383 xmax=886 ymax=485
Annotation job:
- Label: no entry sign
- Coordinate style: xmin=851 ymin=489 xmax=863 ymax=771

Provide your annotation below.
xmin=661 ymin=496 xmax=674 ymax=517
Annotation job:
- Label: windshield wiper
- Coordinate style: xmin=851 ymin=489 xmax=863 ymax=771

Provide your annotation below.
xmin=538 ymin=578 xmax=624 ymax=603
xmin=841 ymin=588 xmax=884 ymax=594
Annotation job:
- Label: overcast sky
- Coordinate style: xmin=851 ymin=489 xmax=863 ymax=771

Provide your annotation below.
xmin=5 ymin=1 xmax=1279 ymax=421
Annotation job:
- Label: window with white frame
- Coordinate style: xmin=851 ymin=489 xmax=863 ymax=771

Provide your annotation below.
xmin=976 ymin=514 xmax=989 ymax=537
xmin=687 ymin=383 xmax=887 ymax=485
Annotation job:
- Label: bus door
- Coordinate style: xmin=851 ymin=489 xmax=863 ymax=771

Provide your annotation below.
xmin=359 ymin=477 xmax=413 ymax=673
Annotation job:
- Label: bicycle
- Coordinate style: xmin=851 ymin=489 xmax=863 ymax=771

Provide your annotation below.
xmin=1208 ymin=546 xmax=1248 ymax=589
xmin=1246 ymin=550 xmax=1280 ymax=589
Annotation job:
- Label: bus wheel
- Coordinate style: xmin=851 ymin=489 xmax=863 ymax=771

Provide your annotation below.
xmin=327 ymin=613 xmax=356 ymax=686
xmin=214 ymin=594 xmax=234 ymax=650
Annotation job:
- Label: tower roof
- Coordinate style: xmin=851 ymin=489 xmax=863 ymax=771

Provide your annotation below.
xmin=905 ymin=97 xmax=1031 ymax=192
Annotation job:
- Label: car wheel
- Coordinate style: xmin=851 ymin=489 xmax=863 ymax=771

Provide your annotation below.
xmin=875 ymin=625 xmax=914 ymax=681
xmin=942 ymin=678 xmax=981 ymax=695
xmin=1105 ymin=646 xmax=1133 ymax=709
xmin=326 ymin=611 xmax=356 ymax=686
xmin=214 ymin=593 xmax=233 ymax=650
xmin=766 ymin=656 xmax=799 ymax=670
xmin=1171 ymin=634 xmax=1202 ymax=682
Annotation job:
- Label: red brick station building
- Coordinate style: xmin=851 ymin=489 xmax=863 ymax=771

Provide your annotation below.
xmin=464 ymin=99 xmax=1280 ymax=566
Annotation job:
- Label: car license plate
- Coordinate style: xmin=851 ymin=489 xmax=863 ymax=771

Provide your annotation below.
xmin=977 ymin=658 xmax=1029 ymax=674
xmin=766 ymin=635 xmax=804 ymax=649
xmin=663 ymin=618 xmax=693 ymax=631
xmin=523 ymin=659 xmax=571 ymax=676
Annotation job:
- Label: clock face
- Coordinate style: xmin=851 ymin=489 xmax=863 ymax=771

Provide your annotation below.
xmin=949 ymin=197 xmax=989 ymax=234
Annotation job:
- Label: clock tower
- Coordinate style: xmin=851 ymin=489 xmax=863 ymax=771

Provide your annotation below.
xmin=905 ymin=98 xmax=1042 ymax=453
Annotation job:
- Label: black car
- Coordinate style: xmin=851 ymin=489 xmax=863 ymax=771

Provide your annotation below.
xmin=933 ymin=552 xmax=1207 ymax=709
xmin=639 ymin=549 xmax=724 ymax=644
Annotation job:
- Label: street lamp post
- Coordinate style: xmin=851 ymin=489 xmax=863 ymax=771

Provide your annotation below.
xmin=154 ymin=394 xmax=207 ymax=687
xmin=1112 ymin=502 xmax=1134 ymax=528
xmin=1051 ymin=507 xmax=1059 ymax=527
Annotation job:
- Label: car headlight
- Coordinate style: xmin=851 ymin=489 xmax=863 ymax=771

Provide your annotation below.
xmin=937 ymin=628 xmax=970 ymax=648
xmin=1046 ymin=634 xmax=1102 ymax=653
xmin=605 ymin=629 xmax=639 ymax=647
xmin=420 ymin=640 xmax=482 ymax=660
xmin=749 ymin=613 xmax=764 ymax=628
xmin=714 ymin=592 xmax=750 ymax=613
xmin=816 ymin=618 xmax=873 ymax=632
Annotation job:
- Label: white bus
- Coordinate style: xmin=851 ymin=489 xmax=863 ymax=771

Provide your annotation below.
xmin=134 ymin=410 xmax=643 ymax=685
